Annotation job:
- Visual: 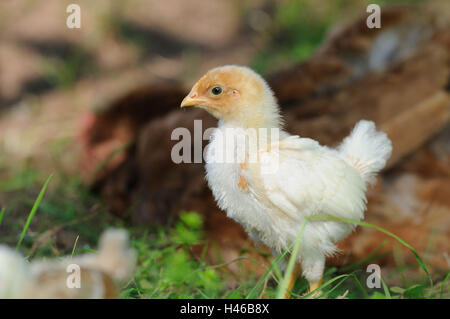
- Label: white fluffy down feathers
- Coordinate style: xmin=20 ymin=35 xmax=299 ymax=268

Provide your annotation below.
xmin=182 ymin=65 xmax=393 ymax=287
xmin=206 ymin=120 xmax=392 ymax=284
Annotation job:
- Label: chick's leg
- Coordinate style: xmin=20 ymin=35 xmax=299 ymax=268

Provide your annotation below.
xmin=308 ymin=278 xmax=323 ymax=294
xmin=281 ymin=264 xmax=301 ymax=299
xmin=302 ymin=255 xmax=325 ymax=298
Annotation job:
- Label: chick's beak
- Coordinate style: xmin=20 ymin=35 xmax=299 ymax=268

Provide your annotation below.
xmin=180 ymin=95 xmax=204 ymax=108
xmin=180 ymin=85 xmax=206 ymax=108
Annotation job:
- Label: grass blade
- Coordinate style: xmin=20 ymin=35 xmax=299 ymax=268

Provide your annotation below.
xmin=16 ymin=174 xmax=52 ymax=251
xmin=246 ymin=246 xmax=290 ymax=298
xmin=381 ymin=277 xmax=392 ymax=299
xmin=339 ymin=239 xmax=390 ymax=272
xmin=70 ymin=234 xmax=80 ymax=258
xmin=0 ymin=207 xmax=5 ymax=226
xmin=318 ymin=275 xmax=354 ymax=298
xmin=439 ymin=272 xmax=450 ymax=299
xmin=301 ymin=274 xmax=351 ymax=298
xmin=350 ymin=273 xmax=369 ymax=299
xmin=276 ymin=219 xmax=307 ymax=299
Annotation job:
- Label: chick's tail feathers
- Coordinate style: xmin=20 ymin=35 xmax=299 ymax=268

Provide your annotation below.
xmin=338 ymin=120 xmax=392 ymax=185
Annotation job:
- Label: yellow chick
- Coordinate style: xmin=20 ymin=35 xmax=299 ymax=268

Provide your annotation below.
xmin=181 ymin=65 xmax=392 ymax=297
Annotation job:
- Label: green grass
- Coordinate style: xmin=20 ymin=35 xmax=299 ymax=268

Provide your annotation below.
xmin=0 ymin=207 xmax=5 ymax=226
xmin=39 ymin=50 xmax=95 ymax=88
xmin=308 ymin=215 xmax=433 ymax=287
xmin=250 ymin=0 xmax=337 ymax=74
xmin=0 ymin=169 xmax=448 ymax=299
xmin=0 ymin=161 xmax=448 ymax=299
xmin=16 ymin=174 xmax=52 ymax=250
xmin=250 ymin=0 xmax=429 ymax=74
xmin=242 ymin=214 xmax=444 ymax=299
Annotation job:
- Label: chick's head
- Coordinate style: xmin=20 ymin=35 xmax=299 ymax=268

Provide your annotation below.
xmin=181 ymin=65 xmax=281 ymax=128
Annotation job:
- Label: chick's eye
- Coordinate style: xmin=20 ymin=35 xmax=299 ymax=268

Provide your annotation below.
xmin=211 ymin=86 xmax=222 ymax=95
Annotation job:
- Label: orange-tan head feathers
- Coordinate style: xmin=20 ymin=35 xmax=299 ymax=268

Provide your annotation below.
xmin=181 ymin=65 xmax=281 ymax=128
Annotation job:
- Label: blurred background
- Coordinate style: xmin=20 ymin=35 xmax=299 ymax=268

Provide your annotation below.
xmin=0 ymin=0 xmax=448 ymax=298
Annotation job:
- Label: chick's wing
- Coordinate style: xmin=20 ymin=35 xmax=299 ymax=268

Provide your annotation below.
xmin=258 ymin=136 xmax=366 ymax=222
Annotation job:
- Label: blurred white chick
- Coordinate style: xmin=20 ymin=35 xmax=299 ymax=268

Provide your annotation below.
xmin=0 ymin=229 xmax=136 ymax=298
xmin=181 ymin=65 xmax=392 ymax=297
